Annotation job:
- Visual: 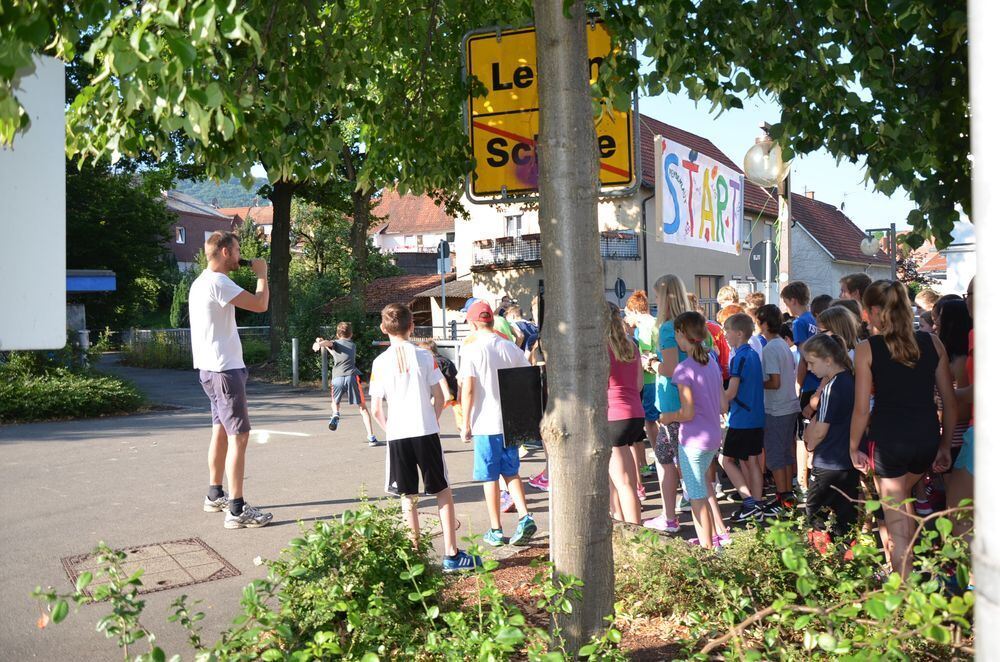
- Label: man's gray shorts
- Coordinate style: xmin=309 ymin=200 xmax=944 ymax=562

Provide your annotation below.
xmin=199 ymin=368 xmax=251 ymax=435
xmin=764 ymin=413 xmax=798 ymax=471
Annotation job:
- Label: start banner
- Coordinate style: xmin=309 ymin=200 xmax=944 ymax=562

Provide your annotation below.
xmin=654 ymin=135 xmax=744 ymax=255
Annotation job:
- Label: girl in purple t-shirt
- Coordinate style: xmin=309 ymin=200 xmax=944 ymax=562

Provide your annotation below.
xmin=665 ymin=312 xmax=730 ymax=549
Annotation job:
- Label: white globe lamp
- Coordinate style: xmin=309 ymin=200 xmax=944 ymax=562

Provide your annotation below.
xmin=859 ymin=236 xmax=880 ymax=257
xmin=743 ymin=137 xmax=791 ymax=188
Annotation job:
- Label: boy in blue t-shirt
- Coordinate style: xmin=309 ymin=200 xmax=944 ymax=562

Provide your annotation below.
xmin=721 ymin=313 xmax=766 ymax=523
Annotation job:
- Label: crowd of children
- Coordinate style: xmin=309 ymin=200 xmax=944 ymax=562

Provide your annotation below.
xmin=314 ymin=271 xmax=973 ymax=576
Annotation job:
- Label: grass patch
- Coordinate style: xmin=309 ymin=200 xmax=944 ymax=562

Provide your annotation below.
xmin=123 ymin=337 xmax=269 ymax=369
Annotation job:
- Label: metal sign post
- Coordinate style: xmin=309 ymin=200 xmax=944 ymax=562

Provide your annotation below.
xmin=437 ymin=240 xmax=451 ymax=338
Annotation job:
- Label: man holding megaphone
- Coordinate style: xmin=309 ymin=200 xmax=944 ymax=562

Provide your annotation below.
xmin=189 ymin=231 xmax=273 ymax=530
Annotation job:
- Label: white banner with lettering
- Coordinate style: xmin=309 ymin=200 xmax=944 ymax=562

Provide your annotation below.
xmin=654 ymin=135 xmax=744 ymax=255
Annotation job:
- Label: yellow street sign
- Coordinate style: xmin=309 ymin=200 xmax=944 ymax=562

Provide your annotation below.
xmin=464 ymin=22 xmax=636 ymax=201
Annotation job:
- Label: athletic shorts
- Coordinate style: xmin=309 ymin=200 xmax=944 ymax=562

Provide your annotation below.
xmin=640 ymin=383 xmax=660 ymax=422
xmin=199 ymin=368 xmax=251 ymax=435
xmin=953 ymin=426 xmax=974 ymax=475
xmin=868 ymin=438 xmax=937 ymax=479
xmin=654 ymin=422 xmax=679 ymax=465
xmin=473 ymin=434 xmax=520 ymax=482
xmin=609 ymin=418 xmax=645 ymax=447
xmin=723 ymin=427 xmax=764 ymax=461
xmin=678 ymin=445 xmax=717 ymax=501
xmin=331 ymin=375 xmax=364 ymax=406
xmin=764 ymin=413 xmax=798 ymax=471
xmin=807 ymin=466 xmax=860 ymax=537
xmin=385 ymin=433 xmax=449 ymax=497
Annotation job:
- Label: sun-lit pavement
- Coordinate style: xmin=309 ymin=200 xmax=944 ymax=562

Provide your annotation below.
xmin=0 ymin=360 xmax=566 ymax=659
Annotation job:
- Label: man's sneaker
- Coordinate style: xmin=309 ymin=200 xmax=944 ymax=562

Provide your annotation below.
xmin=643 ymin=514 xmax=680 ymax=533
xmin=328 ymin=415 xmax=340 ymax=431
xmin=640 ymin=463 xmax=656 ymax=478
xmin=500 ymin=490 xmax=515 ymax=513
xmin=482 ymin=528 xmax=505 ymax=547
xmin=203 ymin=495 xmax=228 ymax=513
xmin=528 ymin=472 xmax=549 ymax=491
xmin=677 ymin=497 xmax=691 ymax=512
xmin=224 ymin=504 xmax=273 ymax=529
xmin=367 ymin=435 xmax=379 ymax=447
xmin=731 ymin=503 xmax=762 ymax=524
xmin=509 ymin=514 xmax=537 ymax=546
xmin=442 ymin=550 xmax=483 ymax=573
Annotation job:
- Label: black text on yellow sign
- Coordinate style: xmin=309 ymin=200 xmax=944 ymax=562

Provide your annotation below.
xmin=464 ymin=23 xmax=636 ymax=199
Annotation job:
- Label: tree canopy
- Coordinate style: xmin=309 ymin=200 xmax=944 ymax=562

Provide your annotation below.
xmin=597 ymin=0 xmax=969 ymax=248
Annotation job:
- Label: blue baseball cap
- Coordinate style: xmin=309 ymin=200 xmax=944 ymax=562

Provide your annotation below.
xmin=461 ymin=297 xmax=479 ymax=313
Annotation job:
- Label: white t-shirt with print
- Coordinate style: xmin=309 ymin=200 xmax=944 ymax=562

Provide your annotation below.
xmin=189 ymin=269 xmax=246 ymax=372
xmin=458 ymin=331 xmax=531 ymax=437
xmin=369 ymin=341 xmax=444 ymax=442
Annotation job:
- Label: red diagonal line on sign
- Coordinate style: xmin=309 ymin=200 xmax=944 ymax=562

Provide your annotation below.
xmin=472 ymin=120 xmax=630 ymax=179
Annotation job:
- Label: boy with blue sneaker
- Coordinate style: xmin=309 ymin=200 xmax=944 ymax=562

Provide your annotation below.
xmin=370 ymin=303 xmax=480 ymax=573
xmin=721 ymin=313 xmax=767 ymax=524
xmin=459 ymin=301 xmax=537 ymax=547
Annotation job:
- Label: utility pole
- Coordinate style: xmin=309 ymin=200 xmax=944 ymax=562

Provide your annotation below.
xmin=533 ymin=0 xmax=613 ymax=653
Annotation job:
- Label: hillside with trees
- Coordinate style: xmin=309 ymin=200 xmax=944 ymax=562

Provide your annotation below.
xmin=172 ymin=177 xmax=271 ymax=208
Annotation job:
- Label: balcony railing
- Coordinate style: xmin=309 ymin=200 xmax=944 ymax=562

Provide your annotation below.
xmin=472 ymin=231 xmax=640 ymax=270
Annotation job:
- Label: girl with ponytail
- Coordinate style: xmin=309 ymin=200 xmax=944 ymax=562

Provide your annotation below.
xmin=605 ymin=302 xmax=644 ymax=525
xmin=666 ymin=312 xmax=728 ymax=548
xmin=850 ymin=280 xmax=957 ymax=577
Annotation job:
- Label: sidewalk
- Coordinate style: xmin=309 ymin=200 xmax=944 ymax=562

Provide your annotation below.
xmin=0 ymin=361 xmax=552 ymax=659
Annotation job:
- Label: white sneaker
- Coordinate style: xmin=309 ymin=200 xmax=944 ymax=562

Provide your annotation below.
xmin=224 ymin=504 xmax=273 ymax=529
xmin=203 ymin=495 xmax=228 ymax=512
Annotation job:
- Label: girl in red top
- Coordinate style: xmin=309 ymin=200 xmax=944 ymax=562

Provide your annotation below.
xmin=606 ymin=302 xmax=645 ymax=524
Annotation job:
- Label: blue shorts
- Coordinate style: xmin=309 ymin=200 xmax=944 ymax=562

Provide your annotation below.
xmin=641 ymin=383 xmax=659 ymax=422
xmin=678 ymin=444 xmax=717 ymax=501
xmin=953 ymin=426 xmax=974 ymax=475
xmin=473 ymin=434 xmax=521 ymax=482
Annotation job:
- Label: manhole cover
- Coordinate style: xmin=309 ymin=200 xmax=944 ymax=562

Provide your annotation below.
xmin=61 ymin=537 xmax=241 ymax=597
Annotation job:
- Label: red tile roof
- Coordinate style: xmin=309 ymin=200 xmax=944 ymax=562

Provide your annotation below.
xmin=344 ymin=273 xmax=457 ymax=313
xmin=638 ymin=113 xmax=889 ymax=265
xmin=918 ymin=251 xmax=946 ymax=273
xmin=217 ymin=205 xmax=273 ymax=226
xmin=370 ymin=189 xmax=455 ymax=236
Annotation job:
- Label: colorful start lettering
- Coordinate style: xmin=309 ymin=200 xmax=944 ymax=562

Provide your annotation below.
xmin=654 ymin=136 xmax=744 ymax=256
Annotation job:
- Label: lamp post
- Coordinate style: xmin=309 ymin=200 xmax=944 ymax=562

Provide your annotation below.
xmin=744 ymin=125 xmax=792 ymax=300
xmin=859 ymin=223 xmax=897 ymax=281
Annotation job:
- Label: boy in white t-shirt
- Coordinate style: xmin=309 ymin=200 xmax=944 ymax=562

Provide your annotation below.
xmin=370 ymin=303 xmax=480 ymax=572
xmin=459 ymin=301 xmax=537 ymax=548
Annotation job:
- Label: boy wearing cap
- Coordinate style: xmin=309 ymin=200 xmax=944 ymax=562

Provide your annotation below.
xmin=459 ymin=301 xmax=537 ymax=547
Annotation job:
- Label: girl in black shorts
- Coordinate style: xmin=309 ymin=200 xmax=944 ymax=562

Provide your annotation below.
xmin=850 ymin=280 xmax=956 ymax=578
xmin=606 ymin=302 xmax=646 ymax=524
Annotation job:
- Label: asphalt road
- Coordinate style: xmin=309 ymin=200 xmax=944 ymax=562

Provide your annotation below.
xmin=0 ymin=361 xmax=562 ymax=659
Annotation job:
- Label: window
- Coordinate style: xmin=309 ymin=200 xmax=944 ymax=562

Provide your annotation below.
xmin=416 ymin=234 xmax=424 ymax=248
xmin=404 ymin=235 xmax=416 ymax=247
xmin=446 ymin=232 xmax=456 ymax=243
xmin=175 ymin=226 xmax=186 ymax=244
xmin=695 ymin=275 xmax=722 ymax=320
xmin=505 ymin=214 xmax=523 ymax=238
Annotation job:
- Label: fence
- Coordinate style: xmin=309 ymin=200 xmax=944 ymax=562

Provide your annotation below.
xmin=125 ymin=326 xmax=270 ymax=350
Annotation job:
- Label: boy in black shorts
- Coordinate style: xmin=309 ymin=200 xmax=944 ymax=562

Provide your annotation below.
xmin=369 ymin=304 xmax=480 ymax=572
xmin=722 ymin=313 xmax=767 ymax=523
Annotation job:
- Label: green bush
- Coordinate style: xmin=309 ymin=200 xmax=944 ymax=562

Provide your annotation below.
xmin=0 ymin=367 xmax=144 ymax=423
xmin=122 ymin=336 xmax=268 ymax=369
xmin=35 ymin=501 xmax=626 ymax=660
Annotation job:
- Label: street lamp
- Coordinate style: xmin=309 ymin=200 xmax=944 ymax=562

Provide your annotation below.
xmin=744 ymin=127 xmax=792 ymax=301
xmin=860 ymin=223 xmax=897 ymax=281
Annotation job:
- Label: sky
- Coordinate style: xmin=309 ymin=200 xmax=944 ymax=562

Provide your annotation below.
xmin=638 ymin=91 xmax=917 ymax=233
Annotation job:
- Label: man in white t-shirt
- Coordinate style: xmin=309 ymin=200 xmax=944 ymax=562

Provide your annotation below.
xmin=189 ymin=231 xmax=272 ymax=530
xmin=459 ymin=301 xmax=536 ymax=548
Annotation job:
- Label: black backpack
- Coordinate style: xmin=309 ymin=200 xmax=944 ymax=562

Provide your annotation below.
xmin=436 ymin=354 xmax=459 ymax=398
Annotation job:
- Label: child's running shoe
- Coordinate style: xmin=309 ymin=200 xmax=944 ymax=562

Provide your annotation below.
xmin=731 ymin=503 xmax=762 ymax=524
xmin=642 ymin=515 xmax=680 ymax=532
xmin=640 ymin=463 xmax=656 ymax=478
xmin=367 ymin=435 xmax=379 ymax=447
xmin=482 ymin=528 xmax=505 ymax=547
xmin=442 ymin=550 xmax=483 ymax=573
xmin=914 ymin=498 xmax=934 ymax=516
xmin=509 ymin=514 xmax=537 ymax=546
xmin=528 ymin=472 xmax=549 ymax=491
xmin=677 ymin=496 xmax=691 ymax=512
xmin=760 ymin=500 xmax=784 ymax=518
xmin=637 ymin=485 xmax=647 ymax=501
xmin=714 ymin=533 xmax=732 ymax=547
xmin=500 ymin=490 xmax=515 ymax=513
xmin=328 ymin=414 xmax=339 ymax=431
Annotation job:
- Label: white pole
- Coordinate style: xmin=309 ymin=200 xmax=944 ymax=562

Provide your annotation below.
xmin=764 ymin=239 xmax=773 ymax=304
xmin=291 ymin=337 xmax=299 ymax=386
xmin=441 ymin=269 xmax=447 ymax=339
xmin=971 ymin=1 xmax=998 ymax=656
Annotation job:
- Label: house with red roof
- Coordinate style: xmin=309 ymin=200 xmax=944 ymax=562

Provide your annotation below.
xmin=454 ymin=112 xmax=892 ymax=319
xmin=369 ymin=189 xmax=456 ymax=275
xmin=217 ymin=204 xmax=274 ymax=240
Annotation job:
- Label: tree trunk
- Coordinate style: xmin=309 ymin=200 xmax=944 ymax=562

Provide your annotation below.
xmin=349 ymin=187 xmax=372 ymax=299
xmin=533 ymin=0 xmax=612 ymax=653
xmin=267 ymin=180 xmax=295 ymax=358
